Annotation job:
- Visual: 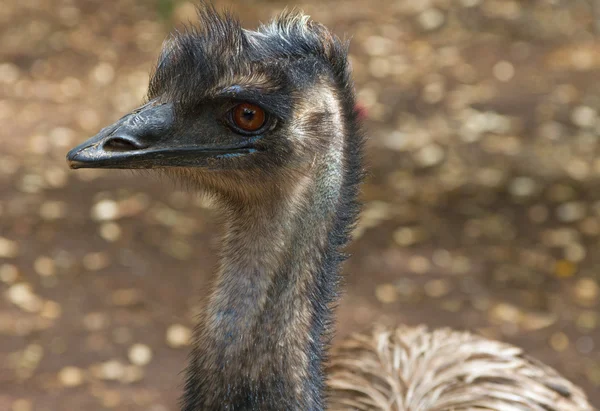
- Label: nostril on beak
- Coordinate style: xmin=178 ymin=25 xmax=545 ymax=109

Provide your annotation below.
xmin=103 ymin=136 xmax=148 ymax=152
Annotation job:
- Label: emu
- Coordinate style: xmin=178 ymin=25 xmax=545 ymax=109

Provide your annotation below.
xmin=66 ymin=6 xmax=595 ymax=411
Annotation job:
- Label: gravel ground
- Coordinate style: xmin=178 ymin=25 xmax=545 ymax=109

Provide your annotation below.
xmin=0 ymin=0 xmax=599 ymax=409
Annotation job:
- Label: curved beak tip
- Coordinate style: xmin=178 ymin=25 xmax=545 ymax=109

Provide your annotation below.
xmin=67 ymin=159 xmax=85 ymax=169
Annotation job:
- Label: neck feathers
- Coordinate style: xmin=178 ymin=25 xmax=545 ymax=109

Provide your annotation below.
xmin=182 ymin=61 xmax=364 ymax=411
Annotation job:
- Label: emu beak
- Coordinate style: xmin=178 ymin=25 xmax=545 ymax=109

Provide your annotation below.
xmin=66 ymin=102 xmax=255 ymax=170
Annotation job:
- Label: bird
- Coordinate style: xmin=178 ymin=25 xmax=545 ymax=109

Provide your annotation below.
xmin=66 ymin=5 xmax=595 ymax=411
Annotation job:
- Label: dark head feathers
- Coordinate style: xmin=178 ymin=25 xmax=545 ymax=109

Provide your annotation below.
xmin=147 ymin=5 xmax=353 ymax=112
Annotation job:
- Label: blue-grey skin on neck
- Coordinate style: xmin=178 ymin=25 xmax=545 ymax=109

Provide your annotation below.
xmin=185 ymin=168 xmax=341 ymax=410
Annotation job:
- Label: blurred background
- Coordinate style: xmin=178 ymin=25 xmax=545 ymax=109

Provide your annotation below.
xmin=1 ymin=0 xmax=599 ymax=409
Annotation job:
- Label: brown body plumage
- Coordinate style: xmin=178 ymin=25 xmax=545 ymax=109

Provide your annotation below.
xmin=66 ymin=5 xmax=595 ymax=411
xmin=328 ymin=326 xmax=593 ymax=410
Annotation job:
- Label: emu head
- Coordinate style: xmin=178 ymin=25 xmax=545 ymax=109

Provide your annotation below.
xmin=67 ymin=7 xmax=356 ymax=202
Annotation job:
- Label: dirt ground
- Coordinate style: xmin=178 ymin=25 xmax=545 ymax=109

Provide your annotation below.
xmin=1 ymin=0 xmax=599 ymax=409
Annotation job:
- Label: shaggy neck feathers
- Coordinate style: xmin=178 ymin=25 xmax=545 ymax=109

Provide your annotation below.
xmin=182 ymin=96 xmax=363 ymax=411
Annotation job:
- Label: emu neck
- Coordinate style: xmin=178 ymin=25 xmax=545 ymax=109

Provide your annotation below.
xmin=183 ymin=159 xmax=352 ymax=411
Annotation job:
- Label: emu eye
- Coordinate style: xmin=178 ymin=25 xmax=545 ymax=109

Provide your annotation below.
xmin=230 ymin=103 xmax=267 ymax=133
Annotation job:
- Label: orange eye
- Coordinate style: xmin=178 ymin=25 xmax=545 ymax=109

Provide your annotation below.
xmin=231 ymin=103 xmax=266 ymax=133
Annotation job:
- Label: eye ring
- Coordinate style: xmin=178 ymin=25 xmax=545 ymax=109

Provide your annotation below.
xmin=228 ymin=103 xmax=269 ymax=135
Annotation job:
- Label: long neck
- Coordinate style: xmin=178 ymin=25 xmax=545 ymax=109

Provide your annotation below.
xmin=182 ymin=120 xmax=362 ymax=410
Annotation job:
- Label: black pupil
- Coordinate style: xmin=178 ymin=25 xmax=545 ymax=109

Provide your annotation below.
xmin=242 ymin=109 xmax=255 ymax=122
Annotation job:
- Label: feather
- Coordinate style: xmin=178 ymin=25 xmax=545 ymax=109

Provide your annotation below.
xmin=327 ymin=326 xmax=595 ymax=411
